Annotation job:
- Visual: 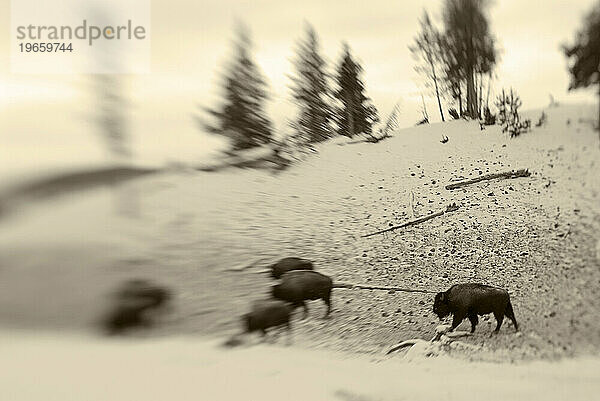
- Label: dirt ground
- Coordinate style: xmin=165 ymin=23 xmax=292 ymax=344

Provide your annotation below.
xmin=0 ymin=104 xmax=598 ymax=361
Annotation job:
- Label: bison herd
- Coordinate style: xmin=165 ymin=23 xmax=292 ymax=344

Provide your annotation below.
xmin=240 ymin=257 xmax=519 ymax=341
xmin=242 ymin=257 xmax=333 ymax=338
xmin=101 ymin=257 xmax=519 ymax=343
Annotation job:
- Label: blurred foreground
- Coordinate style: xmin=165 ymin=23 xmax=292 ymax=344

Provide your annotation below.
xmin=2 ymin=332 xmax=599 ymax=401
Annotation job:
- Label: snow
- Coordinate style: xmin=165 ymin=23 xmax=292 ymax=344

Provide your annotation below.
xmin=0 ymin=103 xmax=599 ymax=400
xmin=2 ymin=331 xmax=599 ymax=401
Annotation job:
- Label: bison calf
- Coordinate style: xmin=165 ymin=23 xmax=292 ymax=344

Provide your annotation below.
xmin=269 ymin=257 xmax=314 ymax=279
xmin=243 ymin=299 xmax=293 ymax=337
xmin=433 ymin=283 xmax=518 ymax=333
xmin=271 ymin=270 xmax=333 ymax=318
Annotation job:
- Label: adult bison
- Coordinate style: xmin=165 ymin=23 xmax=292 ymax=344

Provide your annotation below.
xmin=271 ymin=271 xmax=333 ymax=318
xmin=433 ymin=283 xmax=518 ymax=333
xmin=269 ymin=257 xmax=314 ymax=279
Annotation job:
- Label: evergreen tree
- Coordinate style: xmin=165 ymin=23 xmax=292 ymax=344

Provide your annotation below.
xmin=410 ymin=10 xmax=445 ymax=122
xmin=438 ymin=31 xmax=465 ymax=116
xmin=563 ymin=3 xmax=600 ymax=133
xmin=334 ymin=43 xmax=379 ymax=138
xmin=201 ymin=23 xmax=273 ymax=151
xmin=290 ymin=24 xmax=333 ymax=144
xmin=441 ymin=0 xmax=497 ymax=118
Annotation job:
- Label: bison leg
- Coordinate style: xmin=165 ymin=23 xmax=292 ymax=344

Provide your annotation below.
xmin=285 ymin=322 xmax=293 ymax=345
xmin=298 ymin=301 xmax=309 ymax=319
xmin=467 ymin=313 xmax=479 ymax=333
xmin=323 ymin=294 xmax=332 ymax=318
xmin=505 ymin=301 xmax=519 ymax=332
xmin=493 ymin=311 xmax=504 ymax=332
xmin=450 ymin=311 xmax=466 ymax=332
xmin=260 ymin=328 xmax=269 ymax=342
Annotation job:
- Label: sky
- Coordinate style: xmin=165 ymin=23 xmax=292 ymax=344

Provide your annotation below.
xmin=0 ymin=0 xmax=598 ymax=177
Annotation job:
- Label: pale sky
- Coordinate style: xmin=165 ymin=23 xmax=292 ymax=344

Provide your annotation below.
xmin=1 ymin=0 xmax=598 ymax=177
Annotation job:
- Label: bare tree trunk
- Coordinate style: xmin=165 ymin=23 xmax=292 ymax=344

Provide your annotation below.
xmin=458 ymin=85 xmax=463 ymax=116
xmin=431 ymin=60 xmax=445 ymax=122
xmin=478 ymin=73 xmax=484 ymax=118
xmin=486 ymin=72 xmax=492 ymax=110
xmin=421 ymin=93 xmax=429 ymax=121
xmin=465 ymin=27 xmax=477 ymax=118
xmin=466 ymin=69 xmax=477 ymax=118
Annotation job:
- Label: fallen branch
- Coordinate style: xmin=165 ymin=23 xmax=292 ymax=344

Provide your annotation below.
xmin=333 ymin=282 xmax=436 ymax=293
xmin=362 ymin=203 xmax=459 ymax=238
xmin=445 ymin=168 xmax=531 ymax=190
xmin=386 ymin=339 xmax=422 ymax=354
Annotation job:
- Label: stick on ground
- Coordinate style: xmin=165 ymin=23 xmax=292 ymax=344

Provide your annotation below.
xmin=445 ymin=169 xmax=530 ymax=190
xmin=362 ymin=203 xmax=459 ymax=238
xmin=333 ymin=283 xmax=436 ymax=293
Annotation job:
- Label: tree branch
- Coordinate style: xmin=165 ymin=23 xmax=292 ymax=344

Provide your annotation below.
xmin=445 ymin=168 xmax=530 ymax=190
xmin=362 ymin=203 xmax=459 ymax=238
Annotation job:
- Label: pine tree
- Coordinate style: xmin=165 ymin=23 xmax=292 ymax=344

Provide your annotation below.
xmin=410 ymin=10 xmax=445 ymax=122
xmin=563 ymin=3 xmax=600 ymax=134
xmin=441 ymin=0 xmax=497 ymax=118
xmin=334 ymin=43 xmax=379 ymax=138
xmin=438 ymin=32 xmax=465 ymax=116
xmin=290 ymin=25 xmax=333 ymax=144
xmin=201 ymin=23 xmax=273 ymax=151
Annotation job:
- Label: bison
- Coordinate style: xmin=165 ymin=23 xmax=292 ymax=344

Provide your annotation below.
xmin=243 ymin=299 xmax=293 ymax=337
xmin=103 ymin=279 xmax=171 ymax=335
xmin=433 ymin=283 xmax=518 ymax=333
xmin=271 ymin=270 xmax=333 ymax=318
xmin=269 ymin=257 xmax=314 ymax=279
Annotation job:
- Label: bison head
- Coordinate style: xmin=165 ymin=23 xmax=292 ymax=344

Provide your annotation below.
xmin=433 ymin=292 xmax=451 ymax=320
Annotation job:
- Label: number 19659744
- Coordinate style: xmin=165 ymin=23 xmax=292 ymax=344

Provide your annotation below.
xmin=19 ymin=43 xmax=73 ymax=52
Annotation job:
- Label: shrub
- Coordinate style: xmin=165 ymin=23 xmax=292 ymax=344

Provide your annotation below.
xmin=495 ymin=88 xmax=531 ymax=138
xmin=416 ymin=116 xmax=429 ymax=125
xmin=448 ymin=108 xmax=460 ymax=120
xmin=483 ymin=107 xmax=496 ymax=125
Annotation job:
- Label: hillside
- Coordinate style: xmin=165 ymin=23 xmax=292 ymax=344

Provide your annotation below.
xmin=0 ymin=104 xmax=598 ymax=363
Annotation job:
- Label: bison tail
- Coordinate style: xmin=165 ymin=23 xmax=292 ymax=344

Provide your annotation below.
xmin=505 ymin=300 xmax=519 ymax=332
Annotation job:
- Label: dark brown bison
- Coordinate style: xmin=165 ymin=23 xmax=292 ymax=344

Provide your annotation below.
xmin=103 ymin=279 xmax=171 ymax=335
xmin=433 ymin=283 xmax=518 ymax=333
xmin=271 ymin=271 xmax=333 ymax=318
xmin=243 ymin=299 xmax=293 ymax=336
xmin=269 ymin=257 xmax=314 ymax=279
